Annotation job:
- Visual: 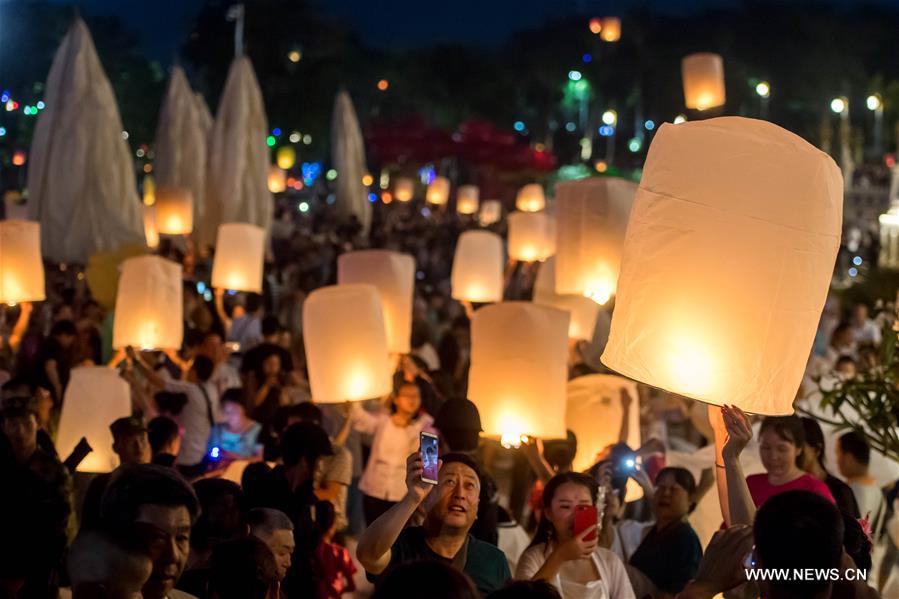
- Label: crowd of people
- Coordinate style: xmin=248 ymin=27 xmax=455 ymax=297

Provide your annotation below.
xmin=0 ymin=200 xmax=895 ymax=599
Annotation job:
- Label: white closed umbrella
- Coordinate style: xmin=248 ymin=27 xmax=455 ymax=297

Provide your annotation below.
xmin=331 ymin=89 xmax=370 ymax=234
xmin=204 ymin=56 xmax=272 ymax=245
xmin=27 ymin=18 xmax=142 ymax=263
xmin=153 ymin=66 xmax=208 ymax=235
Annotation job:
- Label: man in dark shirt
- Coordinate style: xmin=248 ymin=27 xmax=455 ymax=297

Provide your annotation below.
xmin=357 ymin=451 xmax=510 ymax=596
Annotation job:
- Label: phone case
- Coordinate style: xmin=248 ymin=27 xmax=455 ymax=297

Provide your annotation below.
xmin=420 ymin=432 xmax=439 ymax=484
xmin=574 ymin=505 xmax=598 ymax=541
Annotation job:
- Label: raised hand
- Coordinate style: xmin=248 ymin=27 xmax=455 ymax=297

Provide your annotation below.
xmin=721 ymin=405 xmax=753 ymax=462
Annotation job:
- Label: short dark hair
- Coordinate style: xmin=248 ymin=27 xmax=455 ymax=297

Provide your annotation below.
xmin=147 ymin=416 xmax=180 ymax=454
xmin=192 ymin=479 xmax=246 ymax=551
xmin=754 ymin=491 xmax=843 ymax=596
xmin=288 ymin=402 xmax=322 ymax=425
xmin=100 ymin=464 xmax=200 ymax=529
xmin=441 ymin=452 xmax=482 ymax=486
xmin=261 ymin=315 xmax=281 ymax=337
xmin=247 ymin=508 xmax=293 ymax=538
xmin=838 ymin=431 xmax=871 ymax=466
xmin=154 ymin=391 xmax=188 ymax=416
xmin=800 ymin=417 xmax=827 ymax=467
xmin=185 ymin=329 xmax=205 ymax=348
xmin=760 ymin=415 xmax=806 ymax=467
xmin=373 ymin=560 xmax=478 ymax=599
xmin=280 ymin=422 xmax=333 ymax=467
xmin=220 ymin=388 xmax=248 ymax=411
xmin=655 ymin=467 xmax=698 ymax=512
xmin=192 ymin=356 xmax=215 ymax=382
xmin=51 ymin=319 xmax=77 ymax=337
xmin=245 ymin=293 xmax=264 ymax=314
xmin=487 ymin=580 xmax=562 ymax=599
xmin=210 ymin=537 xmax=279 ymax=599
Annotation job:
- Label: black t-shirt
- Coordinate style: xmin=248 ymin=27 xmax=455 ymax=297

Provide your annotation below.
xmin=629 ymin=519 xmax=702 ymax=594
xmin=826 ymin=473 xmax=861 ymax=518
xmin=369 ymin=526 xmax=510 ymax=596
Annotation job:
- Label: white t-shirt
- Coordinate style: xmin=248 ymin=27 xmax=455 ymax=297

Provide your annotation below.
xmin=209 ymin=362 xmax=242 ymax=397
xmin=516 ymin=542 xmax=636 ymax=599
xmin=851 ymin=481 xmax=887 ymax=537
xmin=165 ymin=380 xmax=219 ymax=466
xmin=852 ymin=319 xmax=882 ymax=345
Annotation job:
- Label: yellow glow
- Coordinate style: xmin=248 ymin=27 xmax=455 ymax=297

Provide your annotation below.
xmin=457 ymin=197 xmax=478 ymax=214
xmin=142 ymin=176 xmax=155 ymax=206
xmin=602 ymin=110 xmax=618 ymax=126
xmin=288 ymin=50 xmax=301 ymax=63
xmin=830 ymin=98 xmax=846 ymax=114
xmin=345 ymin=370 xmax=370 ymax=400
xmin=667 ymin=336 xmax=717 ymax=397
xmin=595 ymin=161 xmax=608 ymax=173
xmin=394 ymin=179 xmax=414 ymax=202
xmin=755 ymin=82 xmax=770 ymax=98
xmin=584 ymin=281 xmax=614 ymax=305
xmin=276 ymin=146 xmax=296 ymax=169
xmin=599 ymin=17 xmax=621 ymax=41
xmin=867 ymin=94 xmax=882 ymax=111
xmin=362 ymin=173 xmax=374 ymax=186
xmin=268 ymin=166 xmax=287 ymax=193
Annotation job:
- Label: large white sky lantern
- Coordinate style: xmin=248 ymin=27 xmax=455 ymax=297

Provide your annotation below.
xmin=338 ymin=250 xmax=415 ymax=354
xmin=113 ymin=256 xmax=184 ymax=350
xmin=451 ymin=230 xmax=504 ymax=303
xmin=468 ymin=302 xmax=569 ymax=444
xmin=516 ymin=183 xmax=546 ymax=212
xmin=56 ymin=366 xmax=131 ymax=473
xmin=508 ymin=211 xmax=555 ymax=262
xmin=534 ymin=258 xmax=600 ymax=341
xmin=427 ymin=176 xmax=450 ymax=205
xmin=682 ymin=53 xmax=726 ymax=111
xmin=555 ymin=177 xmax=636 ymax=305
xmin=456 ymin=185 xmax=480 ymax=215
xmin=211 ymin=223 xmax=265 ymax=293
xmin=567 ymin=374 xmax=640 ymax=472
xmin=0 ymin=220 xmax=45 ymax=304
xmin=154 ymin=186 xmax=194 ymax=235
xmin=302 ymin=284 xmax=392 ymax=403
xmin=602 ymin=117 xmax=842 ymax=415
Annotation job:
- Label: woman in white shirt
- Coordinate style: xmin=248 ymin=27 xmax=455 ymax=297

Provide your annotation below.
xmin=349 ymin=380 xmax=433 ymax=524
xmin=516 ymin=472 xmax=636 ymax=599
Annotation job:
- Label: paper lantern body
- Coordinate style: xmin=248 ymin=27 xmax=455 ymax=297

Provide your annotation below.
xmin=211 ymin=223 xmax=266 ymax=293
xmin=879 ymin=204 xmax=899 ymax=269
xmin=0 ymin=220 xmax=45 ymax=303
xmin=468 ymin=302 xmax=569 ymax=439
xmin=555 ymin=177 xmax=636 ymax=304
xmin=451 ymin=231 xmax=504 ymax=303
xmin=682 ymin=53 xmax=726 ymax=111
xmin=600 ymin=17 xmax=621 ymax=41
xmin=516 ymin=184 xmax=545 ymax=212
xmin=479 ymin=200 xmax=503 ymax=226
xmin=143 ymin=205 xmax=159 ymax=249
xmin=154 ymin=186 xmax=194 ymax=235
xmin=601 ymin=117 xmax=842 ymax=415
xmin=268 ymin=165 xmax=287 ymax=193
xmin=276 ymin=146 xmax=296 ymax=170
xmin=567 ymin=374 xmax=640 ymax=471
xmin=303 ymin=284 xmax=392 ymax=403
xmin=457 ymin=185 xmax=480 ymax=215
xmin=534 ymin=258 xmax=600 ymax=341
xmin=56 ymin=367 xmax=131 ymax=473
xmin=113 ymin=256 xmax=183 ymax=349
xmin=338 ymin=250 xmax=415 ymax=354
xmin=427 ymin=176 xmax=450 ymax=205
xmin=394 ymin=177 xmax=414 ymax=202
xmin=508 ymin=212 xmax=555 ymax=262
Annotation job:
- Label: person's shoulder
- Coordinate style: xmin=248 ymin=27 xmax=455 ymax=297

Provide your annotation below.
xmin=169 ymin=589 xmax=200 ymax=599
xmin=469 ymin=534 xmax=509 ymax=563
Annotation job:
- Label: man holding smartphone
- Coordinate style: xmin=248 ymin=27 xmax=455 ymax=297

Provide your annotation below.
xmin=356 ymin=451 xmax=511 ymax=595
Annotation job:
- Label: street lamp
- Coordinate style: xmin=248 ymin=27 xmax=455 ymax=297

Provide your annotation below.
xmin=867 ymin=93 xmax=884 ymax=155
xmin=755 ymin=81 xmax=770 ymax=119
xmin=830 ymin=97 xmax=847 ymax=114
xmin=830 ymin=97 xmax=852 ymax=190
xmin=602 ymin=110 xmax=618 ymax=126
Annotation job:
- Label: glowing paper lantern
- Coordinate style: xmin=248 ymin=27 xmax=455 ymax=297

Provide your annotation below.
xmin=566 ymin=374 xmax=641 ymax=472
xmin=508 ymin=211 xmax=555 ymax=262
xmin=211 ymin=223 xmax=265 ymax=293
xmin=154 ymin=186 xmax=193 ymax=235
xmin=338 ymin=250 xmax=415 ymax=354
xmin=426 ymin=176 xmax=450 ymax=205
xmin=555 ymin=177 xmax=636 ymax=304
xmin=142 ymin=175 xmax=155 ymax=206
xmin=468 ymin=302 xmax=569 ymax=443
xmin=451 ymin=231 xmax=504 ymax=303
xmin=682 ymin=53 xmax=726 ymax=111
xmin=516 ymin=184 xmax=545 ymax=212
xmin=394 ymin=177 xmax=414 ymax=202
xmin=457 ymin=185 xmax=480 ymax=215
xmin=879 ymin=202 xmax=899 ymax=269
xmin=276 ymin=146 xmax=296 ymax=170
xmin=113 ymin=256 xmax=183 ymax=350
xmin=533 ymin=257 xmax=600 ymax=341
xmin=599 ymin=17 xmax=621 ymax=41
xmin=601 ymin=117 xmax=842 ymax=415
xmin=479 ymin=200 xmax=503 ymax=226
xmin=302 ymin=284 xmax=392 ymax=403
xmin=56 ymin=366 xmax=131 ymax=473
xmin=0 ymin=220 xmax=45 ymax=303
xmin=143 ymin=205 xmax=159 ymax=249
xmin=268 ymin=165 xmax=287 ymax=193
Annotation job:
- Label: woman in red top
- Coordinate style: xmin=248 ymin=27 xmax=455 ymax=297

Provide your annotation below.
xmin=711 ymin=405 xmax=834 ymax=527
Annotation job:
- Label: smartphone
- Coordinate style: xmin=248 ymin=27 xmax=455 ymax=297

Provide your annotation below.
xmin=574 ymin=505 xmax=599 ymax=541
xmin=420 ymin=432 xmax=439 ymax=485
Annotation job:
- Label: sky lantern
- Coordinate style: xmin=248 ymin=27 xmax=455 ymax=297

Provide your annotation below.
xmin=394 ymin=177 xmax=414 ymax=202
xmin=426 ymin=176 xmax=450 ymax=205
xmin=276 ymin=145 xmax=296 ymax=169
xmin=516 ymin=183 xmax=545 ymax=212
xmin=508 ymin=211 xmax=555 ymax=262
xmin=555 ymin=177 xmax=636 ymax=305
xmin=302 ymin=284 xmax=392 ymax=403
xmin=456 ymin=185 xmax=480 ymax=215
xmin=268 ymin=165 xmax=287 ymax=193
xmin=211 ymin=223 xmax=265 ymax=293
xmin=143 ymin=205 xmax=159 ymax=249
xmin=479 ymin=200 xmax=503 ymax=226
xmin=600 ymin=17 xmax=621 ymax=41
xmin=682 ymin=53 xmax=726 ymax=111
xmin=338 ymin=250 xmax=415 ymax=354
xmin=879 ymin=202 xmax=899 ymax=268
xmin=154 ymin=186 xmax=193 ymax=235
xmin=0 ymin=220 xmax=45 ymax=304
xmin=468 ymin=302 xmax=569 ymax=446
xmin=602 ymin=117 xmax=842 ymax=415
xmin=533 ymin=257 xmax=600 ymax=341
xmin=113 ymin=256 xmax=183 ymax=350
xmin=56 ymin=367 xmax=131 ymax=473
xmin=451 ymin=230 xmax=504 ymax=303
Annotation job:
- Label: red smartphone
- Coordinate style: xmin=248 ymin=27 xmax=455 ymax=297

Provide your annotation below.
xmin=573 ymin=505 xmax=598 ymax=541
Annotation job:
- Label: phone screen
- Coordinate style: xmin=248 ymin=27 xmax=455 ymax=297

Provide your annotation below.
xmin=420 ymin=432 xmax=439 ymax=485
